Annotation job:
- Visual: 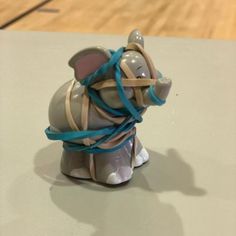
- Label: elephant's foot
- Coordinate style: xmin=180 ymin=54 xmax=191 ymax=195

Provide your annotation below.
xmin=93 ymin=143 xmax=134 ymax=185
xmin=68 ymin=168 xmax=91 ymax=179
xmin=105 ymin=148 xmax=149 ymax=185
xmin=106 ymin=167 xmax=133 ymax=185
xmin=134 ymin=148 xmax=149 ymax=167
xmin=62 ymin=166 xmax=92 ymax=180
xmin=60 ymin=150 xmax=92 ymax=179
xmin=105 ymin=147 xmax=149 ymax=184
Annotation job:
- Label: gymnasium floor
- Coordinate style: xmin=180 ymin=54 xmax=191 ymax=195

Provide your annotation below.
xmin=0 ymin=0 xmax=236 ymax=39
xmin=1 ymin=0 xmax=236 ymax=39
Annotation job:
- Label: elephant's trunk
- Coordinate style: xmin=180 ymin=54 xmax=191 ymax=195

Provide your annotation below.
xmin=154 ymin=77 xmax=172 ymax=101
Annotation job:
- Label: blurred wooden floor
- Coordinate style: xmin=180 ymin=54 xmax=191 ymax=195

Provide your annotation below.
xmin=1 ymin=0 xmax=236 ymax=39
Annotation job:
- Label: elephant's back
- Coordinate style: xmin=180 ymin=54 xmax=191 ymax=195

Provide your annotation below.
xmin=48 ymin=80 xmax=114 ymax=133
xmin=48 ymin=80 xmax=82 ymax=131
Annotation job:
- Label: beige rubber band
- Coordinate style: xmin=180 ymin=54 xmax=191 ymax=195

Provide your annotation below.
xmin=81 ymin=88 xmax=95 ymax=146
xmin=120 ymin=61 xmax=145 ymax=106
xmin=126 ymin=43 xmax=157 ymax=80
xmin=91 ymin=78 xmax=155 ymax=90
xmin=65 ymin=80 xmax=80 ymax=131
xmin=120 ymin=61 xmax=135 ymax=78
xmin=134 ymin=87 xmax=144 ymax=107
xmin=131 ymin=134 xmax=137 ymax=169
xmin=99 ymin=129 xmax=135 ymax=149
xmin=89 ymin=154 xmax=96 ymax=181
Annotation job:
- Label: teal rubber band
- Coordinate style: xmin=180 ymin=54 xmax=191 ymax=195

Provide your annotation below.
xmin=148 ymin=85 xmax=166 ymax=106
xmin=45 ymin=126 xmax=115 ymax=141
xmin=81 ymin=47 xmax=124 ymax=86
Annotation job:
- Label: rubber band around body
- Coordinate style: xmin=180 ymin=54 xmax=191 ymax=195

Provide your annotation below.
xmin=148 ymin=85 xmax=166 ymax=106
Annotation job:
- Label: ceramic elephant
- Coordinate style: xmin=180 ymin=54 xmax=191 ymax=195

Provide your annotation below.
xmin=45 ymin=29 xmax=172 ymax=185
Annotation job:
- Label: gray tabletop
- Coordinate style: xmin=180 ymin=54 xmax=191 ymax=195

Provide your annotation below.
xmin=0 ymin=31 xmax=236 ymax=236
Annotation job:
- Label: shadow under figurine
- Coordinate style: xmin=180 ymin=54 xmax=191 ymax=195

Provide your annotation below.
xmin=45 ymin=29 xmax=172 ymax=185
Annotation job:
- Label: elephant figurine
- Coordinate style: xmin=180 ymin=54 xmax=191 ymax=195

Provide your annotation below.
xmin=45 ymin=29 xmax=172 ymax=185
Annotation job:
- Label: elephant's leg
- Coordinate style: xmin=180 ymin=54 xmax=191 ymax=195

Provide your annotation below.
xmin=134 ymin=137 xmax=149 ymax=167
xmin=60 ymin=148 xmax=91 ymax=179
xmin=94 ymin=140 xmax=134 ymax=185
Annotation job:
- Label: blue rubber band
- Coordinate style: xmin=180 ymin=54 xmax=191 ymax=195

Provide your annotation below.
xmin=148 ymin=85 xmax=166 ymax=106
xmin=81 ymin=47 xmax=124 ymax=86
xmin=45 ymin=126 xmax=115 ymax=141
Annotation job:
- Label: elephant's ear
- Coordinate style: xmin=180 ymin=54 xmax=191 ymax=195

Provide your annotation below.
xmin=68 ymin=47 xmax=111 ymax=81
xmin=128 ymin=29 xmax=144 ymax=48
